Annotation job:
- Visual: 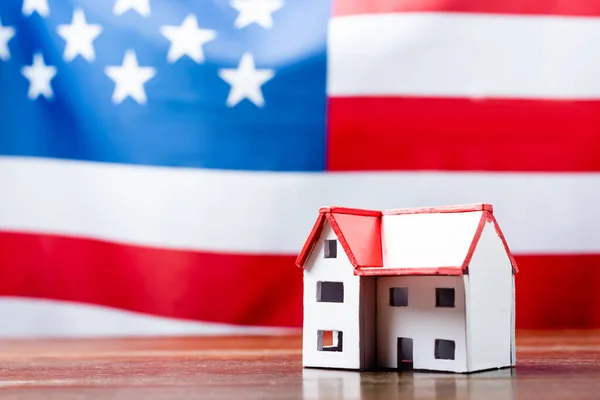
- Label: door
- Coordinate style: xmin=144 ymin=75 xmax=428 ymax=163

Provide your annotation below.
xmin=397 ymin=337 xmax=413 ymax=370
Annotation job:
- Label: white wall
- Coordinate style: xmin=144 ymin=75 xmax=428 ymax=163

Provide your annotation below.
xmin=302 ymin=223 xmax=363 ymax=369
xmin=376 ymin=275 xmax=468 ymax=372
xmin=465 ymin=221 xmax=514 ymax=371
xmin=381 ymin=212 xmax=482 ymax=269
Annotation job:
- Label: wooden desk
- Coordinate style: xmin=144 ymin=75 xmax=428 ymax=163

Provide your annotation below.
xmin=0 ymin=330 xmax=598 ymax=399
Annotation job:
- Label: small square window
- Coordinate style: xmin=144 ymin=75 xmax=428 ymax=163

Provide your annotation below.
xmin=434 ymin=339 xmax=455 ymax=360
xmin=436 ymin=288 xmax=455 ymax=308
xmin=318 ymin=330 xmax=343 ymax=352
xmin=389 ymin=287 xmax=408 ymax=307
xmin=317 ymin=281 xmax=344 ymax=303
xmin=324 ymin=239 xmax=337 ymax=258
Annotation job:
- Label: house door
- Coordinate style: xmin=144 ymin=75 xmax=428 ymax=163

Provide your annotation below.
xmin=397 ymin=337 xmax=413 ymax=370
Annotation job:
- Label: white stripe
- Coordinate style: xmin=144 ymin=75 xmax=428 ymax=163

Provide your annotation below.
xmin=328 ymin=12 xmax=600 ymax=98
xmin=1 ymin=156 xmax=599 ymax=254
xmin=0 ymin=297 xmax=297 ymax=338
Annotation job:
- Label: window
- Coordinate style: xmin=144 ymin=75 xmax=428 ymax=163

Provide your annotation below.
xmin=317 ymin=330 xmax=343 ymax=352
xmin=436 ymin=288 xmax=455 ymax=308
xmin=434 ymin=339 xmax=455 ymax=360
xmin=324 ymin=239 xmax=337 ymax=258
xmin=317 ymin=281 xmax=344 ymax=303
xmin=389 ymin=287 xmax=408 ymax=307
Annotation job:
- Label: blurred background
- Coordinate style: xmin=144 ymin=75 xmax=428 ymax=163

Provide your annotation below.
xmin=0 ymin=0 xmax=598 ymax=338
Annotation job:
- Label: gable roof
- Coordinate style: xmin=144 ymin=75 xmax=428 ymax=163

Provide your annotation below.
xmin=295 ymin=203 xmax=519 ymax=276
xmin=295 ymin=207 xmax=382 ymax=269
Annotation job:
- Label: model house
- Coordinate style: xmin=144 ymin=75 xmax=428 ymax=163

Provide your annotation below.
xmin=295 ymin=203 xmax=518 ymax=373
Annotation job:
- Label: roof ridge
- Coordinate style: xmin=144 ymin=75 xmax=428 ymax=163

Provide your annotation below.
xmin=382 ymin=203 xmax=492 ymax=216
xmin=319 ymin=206 xmax=382 ymax=217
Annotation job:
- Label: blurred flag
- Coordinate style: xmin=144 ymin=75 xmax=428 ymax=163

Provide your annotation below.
xmin=1 ymin=0 xmax=600 ymax=337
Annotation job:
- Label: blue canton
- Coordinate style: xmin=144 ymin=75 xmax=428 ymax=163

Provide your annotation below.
xmin=0 ymin=0 xmax=331 ymax=171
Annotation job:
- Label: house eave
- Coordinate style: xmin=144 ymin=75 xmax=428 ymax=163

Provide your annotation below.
xmin=354 ymin=266 xmax=465 ymax=277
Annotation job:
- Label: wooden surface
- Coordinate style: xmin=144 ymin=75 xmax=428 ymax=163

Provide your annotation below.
xmin=0 ymin=330 xmax=599 ymax=399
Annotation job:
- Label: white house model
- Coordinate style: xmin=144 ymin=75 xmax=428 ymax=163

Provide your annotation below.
xmin=295 ymin=203 xmax=518 ymax=374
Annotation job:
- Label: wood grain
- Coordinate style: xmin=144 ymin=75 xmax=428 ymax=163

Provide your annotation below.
xmin=0 ymin=330 xmax=599 ymax=399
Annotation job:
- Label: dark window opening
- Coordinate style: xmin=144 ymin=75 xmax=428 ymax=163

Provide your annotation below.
xmin=436 ymin=288 xmax=455 ymax=308
xmin=317 ymin=281 xmax=344 ymax=303
xmin=318 ymin=330 xmax=343 ymax=352
xmin=324 ymin=239 xmax=337 ymax=258
xmin=390 ymin=287 xmax=408 ymax=307
xmin=397 ymin=337 xmax=413 ymax=370
xmin=434 ymin=339 xmax=455 ymax=360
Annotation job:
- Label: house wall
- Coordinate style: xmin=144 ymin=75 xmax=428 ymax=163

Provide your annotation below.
xmin=376 ymin=275 xmax=468 ymax=372
xmin=465 ymin=221 xmax=514 ymax=372
xmin=302 ymin=223 xmax=374 ymax=370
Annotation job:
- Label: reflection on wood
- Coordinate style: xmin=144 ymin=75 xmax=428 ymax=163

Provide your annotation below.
xmin=0 ymin=331 xmax=598 ymax=399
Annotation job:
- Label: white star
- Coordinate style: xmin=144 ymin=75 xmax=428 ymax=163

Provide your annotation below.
xmin=230 ymin=0 xmax=284 ymax=29
xmin=113 ymin=0 xmax=150 ymax=17
xmin=105 ymin=50 xmax=156 ymax=105
xmin=0 ymin=19 xmax=16 ymax=61
xmin=22 ymin=0 xmax=50 ymax=17
xmin=160 ymin=14 xmax=217 ymax=64
xmin=21 ymin=53 xmax=57 ymax=100
xmin=57 ymin=8 xmax=103 ymax=62
xmin=218 ymin=52 xmax=275 ymax=107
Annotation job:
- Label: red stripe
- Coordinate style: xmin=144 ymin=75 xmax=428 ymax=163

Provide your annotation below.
xmin=0 ymin=231 xmax=303 ymax=327
xmin=327 ymin=97 xmax=600 ymax=172
xmin=333 ymin=0 xmax=600 ymax=17
xmin=2 ymin=231 xmax=600 ymax=329
xmin=515 ymin=254 xmax=600 ymax=329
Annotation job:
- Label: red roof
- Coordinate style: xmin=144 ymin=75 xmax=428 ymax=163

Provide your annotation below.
xmin=295 ymin=203 xmax=519 ymax=276
xmin=295 ymin=207 xmax=382 ymax=269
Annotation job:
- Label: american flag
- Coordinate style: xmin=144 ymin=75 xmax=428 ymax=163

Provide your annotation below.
xmin=0 ymin=0 xmax=598 ymax=337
